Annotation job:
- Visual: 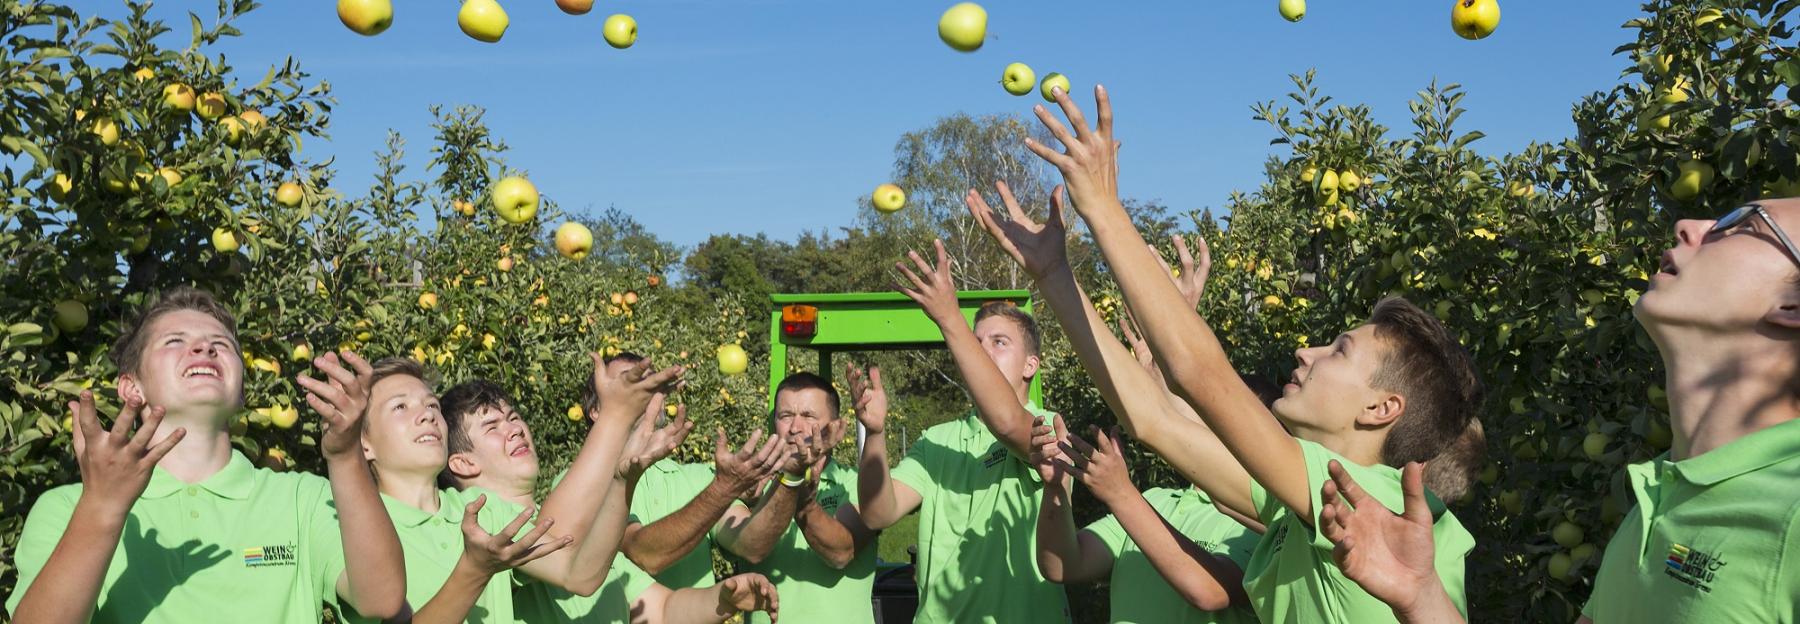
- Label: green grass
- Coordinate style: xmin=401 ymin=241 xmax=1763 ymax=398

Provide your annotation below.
xmin=875 ymin=514 xmax=920 ymax=565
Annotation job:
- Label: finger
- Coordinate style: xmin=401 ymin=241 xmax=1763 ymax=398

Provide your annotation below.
xmin=895 ymin=262 xmax=928 ymax=293
xmin=302 ymin=393 xmax=335 ymax=422
xmin=109 ymin=396 xmax=140 ymax=440
xmin=1064 ymin=430 xmax=1098 ymax=456
xmin=743 ymin=428 xmax=767 ymax=456
xmin=142 ymin=427 xmax=187 ymax=464
xmin=510 ymin=513 xmax=556 ymax=547
xmin=1192 ymin=234 xmax=1213 ymax=281
xmin=1053 ymin=84 xmax=1093 ymax=142
xmin=933 ymin=239 xmax=952 ymax=279
xmin=715 ymin=427 xmax=729 ymax=456
xmin=315 ymin=354 xmax=358 ymax=390
xmin=640 ymin=365 xmax=685 ymax=391
xmin=1095 ymin=84 xmax=1113 ymax=137
xmin=994 ymin=181 xmax=1032 ymax=225
xmin=1327 ymin=460 xmax=1375 ymax=508
xmin=462 ymin=495 xmax=489 ymax=532
xmin=1400 ymin=461 xmax=1432 ymax=525
xmin=514 ymin=535 xmax=572 ymax=565
xmin=294 ymin=375 xmax=346 ymax=406
xmin=868 ymin=367 xmax=882 ymax=390
xmin=74 ymin=392 xmax=105 ymax=448
xmin=1319 ymin=488 xmax=1346 ymax=544
xmin=1048 ymin=184 xmax=1067 ymax=231
xmin=497 ymin=504 xmax=539 ymax=542
xmin=341 ymin=350 xmax=374 ymax=380
xmin=1023 ymin=136 xmax=1076 ymax=169
xmin=1033 ymin=103 xmax=1079 ymax=150
xmin=128 ymin=406 xmax=168 ymax=451
xmin=1054 ymin=458 xmax=1087 ymax=479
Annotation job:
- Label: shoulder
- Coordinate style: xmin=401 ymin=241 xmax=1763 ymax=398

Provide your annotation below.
xmin=22 ymin=483 xmax=82 ymax=523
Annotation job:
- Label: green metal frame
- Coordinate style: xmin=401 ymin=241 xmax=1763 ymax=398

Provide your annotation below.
xmin=765 ymin=290 xmax=1043 ymax=410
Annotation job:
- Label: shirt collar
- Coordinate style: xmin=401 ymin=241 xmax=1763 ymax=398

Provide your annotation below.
xmin=1669 ymin=417 xmax=1800 ymax=486
xmin=383 ymin=489 xmax=462 ymax=528
xmin=142 ymin=452 xmax=259 ymax=500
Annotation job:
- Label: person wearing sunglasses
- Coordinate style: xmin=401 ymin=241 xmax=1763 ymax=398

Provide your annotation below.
xmin=1313 ymin=202 xmax=1800 ymax=624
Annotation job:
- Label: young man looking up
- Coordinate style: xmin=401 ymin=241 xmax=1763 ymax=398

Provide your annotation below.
xmin=7 ymin=287 xmax=408 ymax=622
xmin=858 ymin=254 xmax=1072 ymax=623
xmin=437 ymin=373 xmax=780 ymax=624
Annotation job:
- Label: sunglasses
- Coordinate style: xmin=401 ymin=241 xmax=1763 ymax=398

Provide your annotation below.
xmin=1709 ymin=203 xmax=1800 ymax=269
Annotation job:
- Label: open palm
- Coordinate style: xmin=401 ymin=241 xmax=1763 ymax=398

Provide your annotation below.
xmin=1319 ymin=460 xmax=1437 ymax=612
xmin=966 ymin=181 xmax=1071 ymax=281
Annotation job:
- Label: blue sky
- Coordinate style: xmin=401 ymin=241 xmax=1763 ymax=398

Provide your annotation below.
xmin=102 ymin=0 xmax=1643 ymax=247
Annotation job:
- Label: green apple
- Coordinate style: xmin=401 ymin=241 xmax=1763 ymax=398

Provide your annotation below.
xmin=1570 ymin=543 xmax=1599 ymax=566
xmin=1279 ymin=0 xmax=1305 ymax=22
xmin=275 ymin=181 xmax=303 ymax=207
xmin=1451 ymin=0 xmax=1500 ymax=40
xmin=1547 ymin=552 xmax=1573 ymax=582
xmin=212 ymin=227 xmax=239 ymax=253
xmin=219 ymin=116 xmax=245 ymax=146
xmin=1001 ymin=62 xmax=1036 ymax=96
xmin=291 ymin=343 xmax=313 ymax=362
xmin=52 ymin=300 xmax=88 ymax=334
xmin=1668 ymin=159 xmax=1715 ymax=201
xmin=270 ymin=404 xmax=299 ymax=429
xmin=555 ymin=222 xmax=595 ymax=260
xmin=1338 ymin=170 xmax=1361 ymax=192
xmin=937 ymin=2 xmax=987 ymax=52
xmin=46 ymin=173 xmax=72 ymax=201
xmin=872 ymin=183 xmax=907 ymax=213
xmin=156 ymin=167 xmax=182 ymax=188
xmin=1039 ymin=72 xmax=1070 ymax=103
xmin=491 ymin=176 xmax=540 ymax=223
xmin=1582 ymin=431 xmax=1610 ymax=459
xmin=163 ymin=83 xmax=196 ymax=111
xmin=555 ymin=0 xmax=593 ymax=15
xmin=1300 ymin=166 xmax=1317 ymax=183
xmin=196 ymin=92 xmax=227 ymax=120
xmin=1766 ymin=176 xmax=1800 ymax=198
xmin=603 ymin=14 xmax=637 ymax=49
xmin=1498 ymin=490 xmax=1522 ymax=514
xmin=91 ymin=119 xmax=120 ymax=146
xmin=338 ymin=0 xmax=394 ymax=36
xmin=717 ymin=343 xmax=749 ymax=375
xmin=458 ymin=0 xmax=510 ymax=43
xmin=1508 ymin=181 xmax=1536 ymax=197
xmin=1552 ymin=521 xmax=1583 ymax=548
xmin=1316 ymin=169 xmax=1339 ymax=193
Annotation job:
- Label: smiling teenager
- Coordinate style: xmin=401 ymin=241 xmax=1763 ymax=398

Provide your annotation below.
xmin=6 ymin=287 xmax=409 ymax=623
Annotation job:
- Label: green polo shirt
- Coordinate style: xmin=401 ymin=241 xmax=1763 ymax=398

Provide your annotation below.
xmin=338 ymin=487 xmax=532 ymax=624
xmin=731 ymin=459 xmax=876 ymax=624
xmin=1242 ymin=438 xmax=1472 ymax=623
xmin=889 ymin=405 xmax=1071 ymax=624
xmin=1582 ymin=417 xmax=1800 ymax=622
xmin=5 ymin=452 xmax=347 ymax=623
xmin=514 ymin=551 xmax=657 ymax=623
xmin=1084 ymin=486 xmax=1259 ymax=624
xmin=628 ymin=458 xmax=720 ymax=589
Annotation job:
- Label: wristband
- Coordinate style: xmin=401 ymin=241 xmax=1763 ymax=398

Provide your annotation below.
xmin=780 ymin=467 xmax=812 ymax=487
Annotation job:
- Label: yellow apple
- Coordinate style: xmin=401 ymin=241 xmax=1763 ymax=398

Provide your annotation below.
xmin=156 ymin=167 xmax=182 ymax=188
xmin=239 ymin=109 xmax=268 ymax=131
xmin=46 ymin=173 xmax=72 ymax=201
xmin=52 ymin=300 xmax=88 ymax=333
xmin=1280 ymin=0 xmax=1305 ymax=22
xmin=270 ymin=404 xmax=299 ymax=429
xmin=91 ymin=118 xmax=120 ymax=145
xmin=212 ymin=227 xmax=239 ymax=253
xmin=458 ymin=0 xmax=510 ymax=43
xmin=492 ymin=176 xmax=539 ymax=223
xmin=1300 ymin=166 xmax=1317 ymax=184
xmin=1039 ymin=72 xmax=1071 ymax=103
xmin=603 ymin=14 xmax=637 ymax=49
xmin=1667 ymin=159 xmax=1715 ymax=201
xmin=162 ymin=83 xmax=196 ymax=112
xmin=132 ymin=67 xmax=155 ymax=81
xmin=623 ymin=291 xmax=639 ymax=305
xmin=937 ymin=2 xmax=987 ymax=52
xmin=567 ymin=404 xmax=584 ymax=421
xmin=497 ymin=256 xmax=514 ymax=272
xmin=555 ymin=222 xmax=594 ymax=260
xmin=418 ymin=292 xmax=439 ymax=310
xmin=338 ymin=0 xmax=394 ymax=36
xmin=1570 ymin=543 xmax=1599 ymax=566
xmin=556 ymin=0 xmax=593 ymax=14
xmin=292 ymin=343 xmax=313 ymax=362
xmin=219 ymin=116 xmax=246 ymax=146
xmin=717 ymin=343 xmax=749 ymax=375
xmin=1001 ymin=62 xmax=1036 ymax=96
xmin=872 ymin=183 xmax=906 ymax=213
xmin=1451 ymin=0 xmax=1501 ymax=40
xmin=275 ymin=182 xmax=303 ymax=207
xmin=1338 ymin=170 xmax=1362 ymax=192
xmin=196 ymin=92 xmax=227 ymax=120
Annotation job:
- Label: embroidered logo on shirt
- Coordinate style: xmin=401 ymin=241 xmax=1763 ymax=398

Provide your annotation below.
xmin=1663 ymin=543 xmax=1726 ymax=592
xmin=243 ymin=544 xmax=298 ymax=567
xmin=981 ymin=446 xmax=1009 ymax=469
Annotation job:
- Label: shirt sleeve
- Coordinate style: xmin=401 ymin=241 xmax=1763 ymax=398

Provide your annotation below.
xmin=1081 ymin=513 xmax=1128 ymax=558
xmin=297 ymin=475 xmax=349 ymax=602
xmin=890 ymin=430 xmax=939 ymax=502
xmin=5 ymin=485 xmax=81 ymax=614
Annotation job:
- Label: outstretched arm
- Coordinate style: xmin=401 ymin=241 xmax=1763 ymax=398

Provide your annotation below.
xmin=1066 ymin=429 xmax=1246 ymax=611
xmin=305 ymin=351 xmax=409 ymax=618
xmin=965 ymin=183 xmax=1255 ymax=518
xmin=895 ymin=240 xmax=1038 ymax=459
xmin=1319 ymin=461 xmax=1463 ymax=624
xmin=1030 ymin=414 xmax=1114 ymax=584
xmin=414 ymin=496 xmax=569 ymax=623
xmin=1025 ymin=85 xmax=1310 ymax=521
xmin=790 ymin=417 xmax=876 ymax=569
xmin=849 ymin=365 xmax=922 ymax=530
xmin=622 ymin=429 xmax=785 ymax=574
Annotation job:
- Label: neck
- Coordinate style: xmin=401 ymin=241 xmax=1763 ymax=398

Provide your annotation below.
xmin=466 ymin=473 xmax=538 ymax=509
xmin=375 ymin=466 xmax=444 ymax=513
xmin=1660 ymin=334 xmax=1800 ymax=459
xmin=1012 ymin=380 xmax=1031 ymax=406
xmin=1297 ymin=426 xmax=1384 ymax=467
xmin=153 ymin=407 xmax=235 ymax=483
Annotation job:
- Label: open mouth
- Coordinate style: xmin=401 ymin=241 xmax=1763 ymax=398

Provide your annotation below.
xmin=508 ymin=443 xmax=532 ymax=458
xmin=183 ymin=364 xmax=222 ymax=379
xmin=414 ymin=432 xmax=442 ymax=445
xmin=1658 ymin=251 xmax=1680 ymax=277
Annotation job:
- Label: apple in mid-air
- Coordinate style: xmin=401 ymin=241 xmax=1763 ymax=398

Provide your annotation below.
xmin=1451 ymin=0 xmax=1500 ymax=40
xmin=937 ymin=2 xmax=987 ymax=52
xmin=458 ymin=0 xmax=510 ymax=43
xmin=717 ymin=344 xmax=749 ymax=375
xmin=555 ymin=0 xmax=593 ymax=15
xmin=52 ymin=300 xmax=88 ymax=334
xmin=1039 ymin=72 xmax=1070 ymax=103
xmin=603 ymin=14 xmax=638 ymax=49
xmin=338 ymin=0 xmax=394 ymax=36
xmin=555 ymin=222 xmax=595 ymax=260
xmin=1001 ymin=63 xmax=1035 ymax=96
xmin=872 ymin=183 xmax=907 ymax=213
xmin=491 ymin=176 xmax=539 ymax=223
xmin=1279 ymin=0 xmax=1306 ymax=22
xmin=276 ymin=182 xmax=303 ymax=207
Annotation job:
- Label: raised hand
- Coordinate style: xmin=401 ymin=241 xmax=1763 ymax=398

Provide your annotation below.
xmin=713 ymin=428 xmax=787 ymax=500
xmin=1148 ymin=234 xmax=1211 ymax=310
xmin=295 ymin=350 xmax=375 ymax=460
xmin=620 ymin=401 xmax=693 ymax=481
xmin=1057 ymin=427 xmax=1136 ymax=507
xmin=70 ymin=391 xmax=184 ymax=514
xmin=846 ymin=363 xmax=888 ymax=435
xmin=717 ymin=573 xmax=780 ymax=622
xmin=1027 ymin=414 xmax=1070 ymax=487
xmin=458 ymin=495 xmax=572 ymax=575
xmin=894 ymin=239 xmax=963 ymax=322
xmin=1024 ymin=84 xmax=1119 ymax=211
xmin=1319 ymin=460 xmax=1439 ymax=614
xmin=592 ymin=354 xmax=684 ymax=426
xmin=967 ymin=181 xmax=1072 ymax=281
